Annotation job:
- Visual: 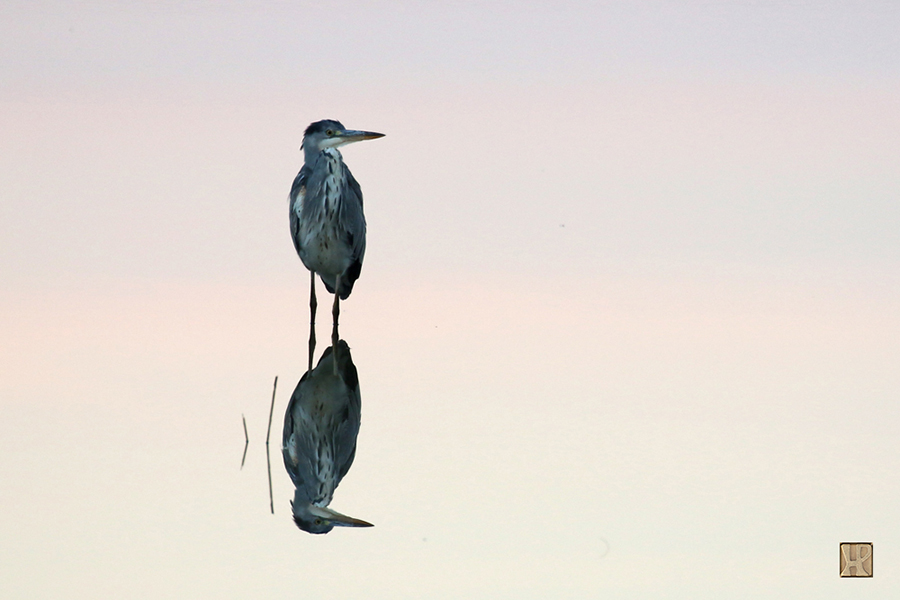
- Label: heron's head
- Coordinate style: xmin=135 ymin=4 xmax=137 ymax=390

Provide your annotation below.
xmin=291 ymin=500 xmax=374 ymax=535
xmin=301 ymin=119 xmax=384 ymax=154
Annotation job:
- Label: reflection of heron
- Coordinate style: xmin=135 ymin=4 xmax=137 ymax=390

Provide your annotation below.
xmin=289 ymin=120 xmax=384 ymax=373
xmin=282 ymin=341 xmax=372 ymax=533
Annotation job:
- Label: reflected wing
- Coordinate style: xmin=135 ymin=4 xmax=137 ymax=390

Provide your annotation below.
xmin=282 ymin=371 xmax=314 ymax=488
xmin=333 ymin=342 xmax=362 ymax=481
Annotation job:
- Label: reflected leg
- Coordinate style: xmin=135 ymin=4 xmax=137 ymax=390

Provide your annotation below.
xmin=308 ymin=270 xmax=317 ymax=375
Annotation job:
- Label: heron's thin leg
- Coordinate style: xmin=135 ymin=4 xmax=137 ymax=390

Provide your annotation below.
xmin=308 ymin=271 xmax=317 ymax=375
xmin=332 ymin=276 xmax=341 ymax=375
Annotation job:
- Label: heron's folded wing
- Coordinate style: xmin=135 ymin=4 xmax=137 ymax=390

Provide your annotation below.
xmin=337 ymin=167 xmax=367 ymax=298
xmin=288 ymin=168 xmax=309 ymax=256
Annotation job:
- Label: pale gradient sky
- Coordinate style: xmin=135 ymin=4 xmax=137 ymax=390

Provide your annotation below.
xmin=2 ymin=2 xmax=900 ymax=599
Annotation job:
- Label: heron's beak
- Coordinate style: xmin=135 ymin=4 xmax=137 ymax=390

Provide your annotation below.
xmin=309 ymin=505 xmax=374 ymax=528
xmin=336 ymin=129 xmax=385 ymax=145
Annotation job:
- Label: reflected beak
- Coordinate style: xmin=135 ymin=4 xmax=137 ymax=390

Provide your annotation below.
xmin=336 ymin=129 xmax=385 ymax=144
xmin=309 ymin=505 xmax=374 ymax=528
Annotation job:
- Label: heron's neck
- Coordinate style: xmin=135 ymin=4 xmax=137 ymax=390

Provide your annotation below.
xmin=293 ymin=487 xmax=317 ymax=509
xmin=293 ymin=486 xmax=333 ymax=510
xmin=304 ymin=145 xmax=343 ymax=166
xmin=320 ymin=149 xmax=347 ymax=216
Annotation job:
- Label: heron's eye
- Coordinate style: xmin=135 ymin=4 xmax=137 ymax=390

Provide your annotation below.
xmin=325 ymin=130 xmax=334 ymax=137
xmin=314 ymin=518 xmax=322 ymax=525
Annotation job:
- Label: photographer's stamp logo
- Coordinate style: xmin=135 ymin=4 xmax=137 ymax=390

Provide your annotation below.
xmin=840 ymin=543 xmax=873 ymax=577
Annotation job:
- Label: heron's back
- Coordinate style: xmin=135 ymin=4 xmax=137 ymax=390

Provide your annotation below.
xmin=289 ymin=150 xmax=366 ymax=299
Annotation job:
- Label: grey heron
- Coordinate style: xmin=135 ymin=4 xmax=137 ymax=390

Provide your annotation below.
xmin=282 ymin=340 xmax=372 ymax=534
xmin=289 ymin=119 xmax=384 ymax=373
